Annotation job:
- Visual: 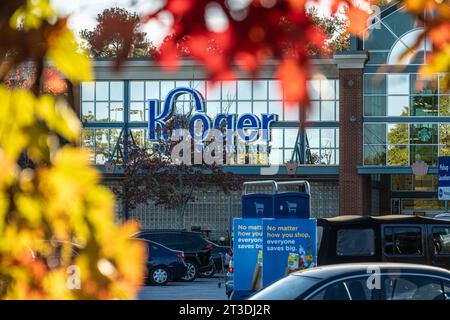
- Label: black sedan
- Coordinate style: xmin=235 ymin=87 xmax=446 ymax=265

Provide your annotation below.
xmin=137 ymin=239 xmax=188 ymax=286
xmin=249 ymin=263 xmax=450 ymax=300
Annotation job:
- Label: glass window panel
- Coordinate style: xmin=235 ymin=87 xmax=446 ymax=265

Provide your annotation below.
xmin=336 ymin=229 xmax=375 ymax=256
xmin=268 ymin=80 xmax=282 ymax=100
xmin=305 ymin=128 xmax=319 ymax=148
xmin=383 ymin=10 xmax=418 ymax=38
xmin=222 ymin=81 xmax=236 ymax=100
xmin=82 ymin=102 xmax=94 ymax=122
xmin=130 ymin=81 xmax=144 ymax=100
xmin=95 ymin=129 xmax=109 ymax=148
xmin=336 ymin=81 xmax=340 ymax=100
xmin=411 ymin=96 xmax=438 ymax=116
xmin=320 ymin=149 xmax=334 ymax=165
xmin=130 ymin=102 xmax=145 ymax=122
xmin=130 ymin=129 xmax=146 ymax=148
xmin=411 ymin=74 xmax=438 ymax=94
xmin=321 ymin=101 xmax=335 ymax=121
xmin=95 ymin=149 xmax=108 ymax=165
xmin=236 ymin=80 xmax=251 ymax=100
xmin=82 ymin=82 xmax=95 ymax=100
xmin=388 ymin=96 xmax=409 ymax=116
xmin=269 ymin=148 xmax=283 ymax=165
xmin=320 ymin=80 xmax=335 ymax=100
xmin=192 ymin=80 xmax=206 ymax=97
xmin=207 ymin=82 xmax=221 ymax=100
xmin=95 ymin=102 xmax=109 ymax=121
xmin=176 ymin=80 xmax=190 ymax=88
xmin=284 ymin=129 xmax=299 ymax=147
xmin=364 ymin=74 xmax=386 ymax=94
xmin=321 ymin=129 xmax=335 ymax=148
xmin=440 ymin=124 xmax=450 ymax=147
xmin=109 ymin=128 xmax=121 ymax=148
xmin=410 ymin=145 xmax=438 ymax=165
xmin=206 ymin=101 xmax=221 ymax=118
xmin=238 ymin=101 xmax=252 ymax=114
xmin=285 ymin=104 xmax=299 ymax=121
xmin=364 ymin=96 xmax=386 ymax=116
xmin=363 ymin=24 xmax=397 ymax=51
xmin=110 ymin=82 xmax=124 ymax=101
xmin=174 ymin=101 xmax=192 ymax=115
xmin=269 ymin=101 xmax=283 ymax=120
xmin=308 ymin=80 xmax=320 ymax=100
xmin=414 ymin=175 xmax=433 ymax=191
xmin=384 ymin=227 xmax=422 ymax=255
xmin=109 ymin=102 xmax=124 ymax=122
xmin=253 ymin=101 xmax=267 ymax=114
xmin=439 ymin=96 xmax=450 ymax=116
xmin=439 ymin=74 xmax=450 ymax=94
xmin=306 ymin=149 xmax=320 ymax=164
xmin=253 ymin=80 xmax=267 ymax=100
xmin=145 ymin=81 xmax=160 ymax=99
xmin=270 ymin=129 xmax=283 ymax=148
xmin=222 ymin=101 xmax=236 ymax=114
xmin=388 ymin=145 xmax=409 ymax=165
xmin=432 ymin=227 xmax=450 ymax=255
xmin=410 ymin=124 xmax=438 ymax=144
xmin=392 ymin=175 xmax=413 ymax=191
xmin=388 ymin=124 xmax=408 ymax=144
xmin=160 ymin=81 xmax=175 ymax=97
xmin=364 ymin=145 xmax=386 ymax=165
xmin=388 ymin=74 xmax=410 ymax=95
xmin=284 ymin=149 xmax=294 ymax=163
xmin=366 ymin=51 xmax=389 ymax=65
xmin=81 ymin=129 xmax=94 ymax=147
xmin=364 ymin=124 xmax=386 ymax=144
xmin=307 ymin=101 xmax=320 ymax=121
xmin=95 ymin=82 xmax=109 ymax=100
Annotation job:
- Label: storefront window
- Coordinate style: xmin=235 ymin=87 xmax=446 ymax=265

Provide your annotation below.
xmin=392 ymin=175 xmax=438 ymax=191
xmin=81 ymin=81 xmax=124 ymax=122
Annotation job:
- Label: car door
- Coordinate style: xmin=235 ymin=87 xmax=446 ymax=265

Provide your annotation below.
xmin=428 ymin=225 xmax=450 ymax=270
xmin=381 ymin=225 xmax=427 ymax=265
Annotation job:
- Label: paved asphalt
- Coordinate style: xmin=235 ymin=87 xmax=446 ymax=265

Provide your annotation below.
xmin=138 ymin=274 xmax=229 ymax=300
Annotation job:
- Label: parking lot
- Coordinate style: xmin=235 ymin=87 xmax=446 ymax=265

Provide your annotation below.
xmin=138 ymin=274 xmax=229 ymax=300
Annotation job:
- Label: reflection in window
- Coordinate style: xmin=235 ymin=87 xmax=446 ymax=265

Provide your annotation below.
xmin=305 ymin=128 xmax=339 ymax=165
xmin=81 ymin=81 xmax=124 ymax=123
xmin=364 ymin=145 xmax=386 ymax=165
xmin=388 ymin=96 xmax=409 ymax=116
xmin=384 ymin=227 xmax=423 ymax=255
xmin=432 ymin=227 xmax=450 ymax=255
xmin=336 ymin=229 xmax=375 ymax=256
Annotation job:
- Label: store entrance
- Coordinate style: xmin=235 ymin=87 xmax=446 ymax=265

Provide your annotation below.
xmin=392 ymin=198 xmax=448 ymax=217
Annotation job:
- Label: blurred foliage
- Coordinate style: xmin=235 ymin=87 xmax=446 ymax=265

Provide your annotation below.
xmin=0 ymin=0 xmax=145 ymax=299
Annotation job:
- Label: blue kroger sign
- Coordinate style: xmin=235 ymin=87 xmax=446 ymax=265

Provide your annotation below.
xmin=148 ymin=87 xmax=278 ymax=142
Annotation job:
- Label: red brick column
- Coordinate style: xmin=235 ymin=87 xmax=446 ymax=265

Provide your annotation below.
xmin=337 ymin=65 xmax=371 ymax=215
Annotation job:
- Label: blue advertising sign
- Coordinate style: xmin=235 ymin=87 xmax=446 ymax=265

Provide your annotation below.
xmin=241 ymin=194 xmax=274 ymax=218
xmin=233 ymin=218 xmax=263 ymax=292
xmin=262 ymin=218 xmax=317 ymax=287
xmin=274 ymin=192 xmax=310 ymax=219
xmin=439 ymin=156 xmax=450 ymax=200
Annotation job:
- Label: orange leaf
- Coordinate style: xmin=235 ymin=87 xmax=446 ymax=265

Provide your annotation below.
xmin=276 ymin=59 xmax=308 ymax=106
xmin=347 ymin=6 xmax=370 ymax=35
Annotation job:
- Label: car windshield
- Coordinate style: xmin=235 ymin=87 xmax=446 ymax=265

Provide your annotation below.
xmin=249 ymin=275 xmax=321 ymax=300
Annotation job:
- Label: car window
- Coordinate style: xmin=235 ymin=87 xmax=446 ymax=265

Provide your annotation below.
xmin=249 ymin=275 xmax=320 ymax=300
xmin=432 ymin=227 xmax=450 ymax=255
xmin=336 ymin=229 xmax=375 ymax=256
xmin=384 ymin=275 xmax=445 ymax=300
xmin=309 ymin=277 xmax=373 ymax=300
xmin=384 ymin=227 xmax=423 ymax=255
xmin=444 ymin=281 xmax=450 ymax=297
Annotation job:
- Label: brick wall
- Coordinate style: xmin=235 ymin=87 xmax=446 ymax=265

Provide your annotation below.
xmin=338 ymin=68 xmax=371 ymax=215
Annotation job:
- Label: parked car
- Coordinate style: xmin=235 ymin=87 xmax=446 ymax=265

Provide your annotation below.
xmin=317 ymin=215 xmax=450 ymax=270
xmin=249 ymin=263 xmax=450 ymax=300
xmin=225 ymin=258 xmax=234 ymax=298
xmin=134 ymin=230 xmax=214 ymax=282
xmin=137 ymin=239 xmax=188 ymax=286
xmin=200 ymin=240 xmax=232 ymax=278
xmin=435 ymin=213 xmax=450 ymax=220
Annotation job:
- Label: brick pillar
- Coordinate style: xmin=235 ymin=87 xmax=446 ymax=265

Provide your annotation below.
xmin=334 ymin=53 xmax=369 ymax=215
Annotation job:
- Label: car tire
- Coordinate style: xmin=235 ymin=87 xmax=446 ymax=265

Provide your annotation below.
xmin=200 ymin=265 xmax=216 ymax=278
xmin=180 ymin=261 xmax=198 ymax=282
xmin=149 ymin=266 xmax=169 ymax=286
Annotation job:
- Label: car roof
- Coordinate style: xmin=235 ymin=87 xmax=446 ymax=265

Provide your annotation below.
xmin=138 ymin=229 xmax=203 ymax=235
xmin=133 ymin=238 xmax=182 ymax=253
xmin=291 ymin=263 xmax=450 ymax=279
xmin=319 ymin=215 xmax=450 ymax=225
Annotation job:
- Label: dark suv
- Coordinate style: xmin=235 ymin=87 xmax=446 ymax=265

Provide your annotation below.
xmin=135 ymin=230 xmax=214 ymax=281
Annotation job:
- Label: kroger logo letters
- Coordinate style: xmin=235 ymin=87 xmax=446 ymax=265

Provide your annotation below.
xmin=148 ymin=87 xmax=278 ymax=142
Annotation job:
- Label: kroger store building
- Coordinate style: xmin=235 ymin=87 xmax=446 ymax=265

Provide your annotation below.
xmin=76 ymin=3 xmax=450 ymax=239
